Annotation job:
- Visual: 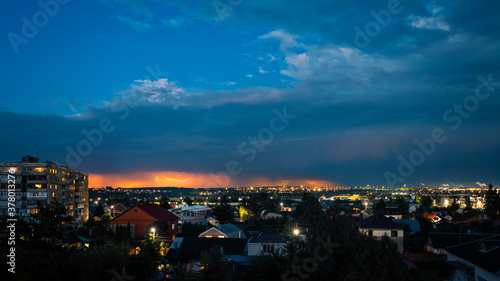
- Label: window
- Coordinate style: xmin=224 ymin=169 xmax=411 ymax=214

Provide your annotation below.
xmin=391 ymin=231 xmax=398 ymax=237
xmin=484 ymin=215 xmax=488 ymax=219
xmin=478 ymin=215 xmax=482 ymax=219
xmin=172 ymin=223 xmax=175 ymax=230
xmin=35 ymin=184 xmax=42 ymax=189
xmin=34 ymin=167 xmax=45 ymax=172
xmin=368 ymin=230 xmax=373 ymax=237
xmin=218 ymin=235 xmax=225 ymax=238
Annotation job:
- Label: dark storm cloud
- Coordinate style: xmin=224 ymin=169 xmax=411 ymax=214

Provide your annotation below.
xmin=2 ymin=0 xmax=500 ymax=186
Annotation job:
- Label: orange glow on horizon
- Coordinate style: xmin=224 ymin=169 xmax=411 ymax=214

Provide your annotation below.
xmin=89 ymin=171 xmax=335 ymax=188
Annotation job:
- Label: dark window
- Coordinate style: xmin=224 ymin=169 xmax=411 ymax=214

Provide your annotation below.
xmin=391 ymin=231 xmax=398 ymax=237
xmin=368 ymin=230 xmax=373 ymax=237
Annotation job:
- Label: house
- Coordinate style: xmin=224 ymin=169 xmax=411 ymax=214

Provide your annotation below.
xmin=453 ymin=210 xmax=491 ymax=224
xmin=261 ymin=210 xmax=283 ymax=220
xmin=393 ymin=219 xmax=421 ymax=233
xmin=198 ymin=223 xmax=247 ymax=239
xmin=438 ymin=235 xmax=500 ymax=281
xmin=111 ymin=203 xmax=179 ymax=240
xmin=63 ymin=228 xmax=91 ymax=248
xmin=170 ymin=204 xmax=212 ymax=225
xmin=423 ymin=213 xmax=442 ymax=223
xmin=112 ymin=202 xmax=134 ymax=217
xmin=358 ymin=213 xmax=404 ymax=253
xmin=426 ymin=233 xmax=496 ymax=257
xmin=165 ymin=237 xmax=248 ymax=276
xmin=247 ymin=232 xmax=286 ymax=256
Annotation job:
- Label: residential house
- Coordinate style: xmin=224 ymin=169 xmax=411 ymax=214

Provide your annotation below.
xmin=170 ymin=204 xmax=212 ymax=225
xmin=198 ymin=223 xmax=247 ymax=239
xmin=438 ymin=235 xmax=500 ymax=281
xmin=112 ymin=202 xmax=134 ymax=217
xmin=165 ymin=237 xmax=248 ymax=276
xmin=423 ymin=213 xmax=442 ymax=223
xmin=111 ymin=203 xmax=179 ymax=240
xmin=426 ymin=233 xmax=496 ymax=257
xmin=261 ymin=210 xmax=283 ymax=220
xmin=394 ymin=219 xmax=421 ymax=233
xmin=358 ymin=213 xmax=404 ymax=253
xmin=247 ymin=232 xmax=286 ymax=256
xmin=453 ymin=210 xmax=491 ymax=224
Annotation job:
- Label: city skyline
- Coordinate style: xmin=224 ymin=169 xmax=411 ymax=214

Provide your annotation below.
xmin=2 ymin=1 xmax=500 ymax=188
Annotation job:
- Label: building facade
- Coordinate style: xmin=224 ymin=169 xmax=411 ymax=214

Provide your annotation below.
xmin=0 ymin=156 xmax=89 ymax=228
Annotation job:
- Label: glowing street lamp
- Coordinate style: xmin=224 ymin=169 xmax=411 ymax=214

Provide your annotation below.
xmin=151 ymin=228 xmax=156 ymax=241
xmin=293 ymin=229 xmax=300 ymax=236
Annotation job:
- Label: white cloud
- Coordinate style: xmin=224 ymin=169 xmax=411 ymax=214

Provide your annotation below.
xmin=258 ymin=67 xmax=268 ymax=74
xmin=408 ymin=6 xmax=450 ymax=31
xmin=476 ymin=181 xmax=487 ymax=187
xmin=114 ymin=15 xmax=153 ymax=31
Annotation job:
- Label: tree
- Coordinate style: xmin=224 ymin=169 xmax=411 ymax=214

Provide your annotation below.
xmin=94 ymin=204 xmax=104 ymax=218
xmin=199 ymin=246 xmax=231 ymax=281
xmin=213 ymin=195 xmax=233 ymax=224
xmin=485 ymin=183 xmax=500 ymax=219
xmin=32 ymin=201 xmax=72 ymax=241
xmin=179 ymin=222 xmax=207 ymax=237
xmin=419 ymin=195 xmax=433 ymax=211
xmin=184 ymin=197 xmax=193 ymax=206
xmin=373 ymin=199 xmax=386 ymax=212
xmin=238 ymin=205 xmax=254 ymax=221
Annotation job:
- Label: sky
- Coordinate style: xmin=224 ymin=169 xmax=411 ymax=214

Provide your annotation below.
xmin=1 ymin=0 xmax=500 ymax=188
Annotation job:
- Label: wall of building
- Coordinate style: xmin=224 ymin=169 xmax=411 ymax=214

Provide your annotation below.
xmin=248 ymin=243 xmax=286 ymax=256
xmin=0 ymin=157 xmax=89 ymax=228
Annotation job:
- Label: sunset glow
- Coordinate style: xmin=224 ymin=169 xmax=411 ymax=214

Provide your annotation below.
xmin=89 ymin=172 xmax=334 ymax=188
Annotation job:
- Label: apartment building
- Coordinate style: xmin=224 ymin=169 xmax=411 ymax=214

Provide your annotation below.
xmin=0 ymin=156 xmax=89 ymax=228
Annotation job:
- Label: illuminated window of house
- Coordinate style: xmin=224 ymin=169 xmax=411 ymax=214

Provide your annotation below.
xmin=172 ymin=224 xmax=175 ymax=230
xmin=34 ymin=167 xmax=45 ymax=172
xmin=62 ymin=178 xmax=65 ymax=182
xmin=8 ymin=167 xmax=18 ymax=172
xmin=206 ymin=235 xmax=212 ymax=238
xmin=69 ymin=205 xmax=73 ymax=210
xmin=218 ymin=235 xmax=225 ymax=238
xmin=35 ymin=184 xmax=42 ymax=189
xmin=52 ymin=192 xmax=55 ymax=197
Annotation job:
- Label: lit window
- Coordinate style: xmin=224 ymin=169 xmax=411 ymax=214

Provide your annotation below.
xmin=52 ymin=192 xmax=55 ymax=197
xmin=218 ymin=235 xmax=225 ymax=238
xmin=34 ymin=167 xmax=45 ymax=172
xmin=35 ymin=184 xmax=42 ymax=189
xmin=206 ymin=235 xmax=212 ymax=238
xmin=172 ymin=224 xmax=175 ymax=230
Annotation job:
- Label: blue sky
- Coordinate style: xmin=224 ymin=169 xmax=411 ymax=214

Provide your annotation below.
xmin=1 ymin=0 xmax=500 ymax=188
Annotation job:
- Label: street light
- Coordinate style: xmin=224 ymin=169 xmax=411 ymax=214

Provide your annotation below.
xmin=293 ymin=229 xmax=300 ymax=236
xmin=151 ymin=228 xmax=156 ymax=241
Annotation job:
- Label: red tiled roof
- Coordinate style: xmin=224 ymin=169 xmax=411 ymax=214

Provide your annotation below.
xmin=138 ymin=204 xmax=179 ymax=221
